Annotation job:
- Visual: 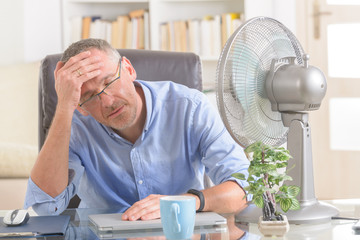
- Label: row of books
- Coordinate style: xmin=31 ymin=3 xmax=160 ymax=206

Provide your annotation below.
xmin=70 ymin=9 xmax=150 ymax=50
xmin=160 ymin=13 xmax=244 ymax=58
xmin=69 ymin=11 xmax=243 ymax=57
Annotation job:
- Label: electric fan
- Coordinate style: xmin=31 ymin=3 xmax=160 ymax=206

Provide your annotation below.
xmin=216 ymin=17 xmax=339 ymax=224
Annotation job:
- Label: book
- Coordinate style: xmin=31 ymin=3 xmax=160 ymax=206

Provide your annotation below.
xmin=160 ymin=23 xmax=168 ymax=51
xmin=81 ymin=16 xmax=91 ymax=39
xmin=221 ymin=12 xmax=243 ymax=47
xmin=131 ymin=17 xmax=138 ymax=49
xmin=174 ymin=21 xmax=182 ymax=52
xmin=82 ymin=16 xmax=101 ymax=39
xmin=128 ymin=9 xmax=146 ymax=19
xmin=89 ymin=18 xmax=102 ymax=39
xmin=73 ymin=9 xmax=150 ymax=50
xmin=200 ymin=16 xmax=212 ymax=57
xmin=126 ymin=19 xmax=133 ymax=49
xmin=111 ymin=20 xmax=120 ymax=48
xmin=158 ymin=12 xmax=234 ymax=57
xmin=187 ymin=19 xmax=201 ymax=55
xmin=167 ymin=21 xmax=175 ymax=51
xmin=144 ymin=11 xmax=150 ymax=50
xmin=116 ymin=15 xmax=130 ymax=48
xmin=105 ymin=21 xmax=112 ymax=44
xmin=212 ymin=14 xmax=222 ymax=57
xmin=128 ymin=9 xmax=148 ymax=49
xmin=179 ymin=20 xmax=187 ymax=52
xmin=138 ymin=17 xmax=145 ymax=49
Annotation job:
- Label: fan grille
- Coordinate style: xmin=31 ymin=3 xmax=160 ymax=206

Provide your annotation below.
xmin=216 ymin=17 xmax=305 ymax=147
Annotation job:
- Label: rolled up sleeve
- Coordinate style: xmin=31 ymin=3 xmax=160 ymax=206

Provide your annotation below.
xmin=193 ymin=92 xmax=251 ymax=201
xmin=203 ymin=128 xmax=251 ymax=202
xmin=23 ymin=154 xmax=84 ymax=215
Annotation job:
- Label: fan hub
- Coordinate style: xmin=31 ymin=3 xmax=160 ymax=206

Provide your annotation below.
xmin=268 ymin=58 xmax=327 ymax=112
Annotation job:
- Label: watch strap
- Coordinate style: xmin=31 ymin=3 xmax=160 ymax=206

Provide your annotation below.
xmin=187 ymin=189 xmax=205 ymax=212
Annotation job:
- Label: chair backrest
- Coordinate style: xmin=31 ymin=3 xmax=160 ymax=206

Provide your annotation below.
xmin=38 ymin=49 xmax=203 ymax=150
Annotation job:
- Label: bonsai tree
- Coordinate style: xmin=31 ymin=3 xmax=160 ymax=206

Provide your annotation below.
xmin=233 ymin=141 xmax=301 ymax=221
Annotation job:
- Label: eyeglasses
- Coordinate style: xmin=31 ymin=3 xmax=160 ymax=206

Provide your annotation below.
xmin=79 ymin=57 xmax=122 ymax=110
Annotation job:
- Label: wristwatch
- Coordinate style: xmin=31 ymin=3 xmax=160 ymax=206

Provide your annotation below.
xmin=187 ymin=189 xmax=205 ymax=212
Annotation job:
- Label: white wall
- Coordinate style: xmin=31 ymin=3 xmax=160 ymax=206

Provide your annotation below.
xmin=0 ymin=0 xmax=61 ymax=146
xmin=245 ymin=0 xmax=296 ymax=34
xmin=0 ymin=1 xmax=25 ymax=65
xmin=273 ymin=0 xmax=296 ymax=33
xmin=23 ymin=0 xmax=62 ymax=62
xmin=0 ymin=0 xmax=61 ymax=65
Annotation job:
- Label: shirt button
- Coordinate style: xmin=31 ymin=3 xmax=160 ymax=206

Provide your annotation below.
xmin=138 ymin=180 xmax=143 ymax=185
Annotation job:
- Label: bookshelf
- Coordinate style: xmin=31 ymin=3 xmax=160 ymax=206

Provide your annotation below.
xmin=61 ymin=0 xmax=245 ymax=89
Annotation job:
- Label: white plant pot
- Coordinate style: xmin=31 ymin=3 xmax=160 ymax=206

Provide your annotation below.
xmin=258 ymin=215 xmax=289 ymax=237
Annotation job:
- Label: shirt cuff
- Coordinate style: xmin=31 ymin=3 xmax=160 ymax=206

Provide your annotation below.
xmin=23 ymin=177 xmax=74 ymax=215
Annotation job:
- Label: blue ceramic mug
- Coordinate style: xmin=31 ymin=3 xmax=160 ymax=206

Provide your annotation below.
xmin=160 ymin=196 xmax=196 ymax=239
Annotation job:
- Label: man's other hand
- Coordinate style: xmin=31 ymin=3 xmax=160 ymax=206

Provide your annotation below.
xmin=122 ymin=194 xmax=165 ymax=221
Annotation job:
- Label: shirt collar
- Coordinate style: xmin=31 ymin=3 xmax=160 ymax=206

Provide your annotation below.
xmin=136 ymin=80 xmax=152 ymax=134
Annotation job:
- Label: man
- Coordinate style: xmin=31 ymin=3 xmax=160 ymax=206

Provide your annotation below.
xmin=24 ymin=39 xmax=249 ymax=220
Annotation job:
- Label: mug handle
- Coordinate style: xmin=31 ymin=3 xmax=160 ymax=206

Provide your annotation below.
xmin=171 ymin=203 xmax=181 ymax=233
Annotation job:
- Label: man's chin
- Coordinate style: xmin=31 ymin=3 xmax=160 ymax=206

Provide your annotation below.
xmin=98 ymin=109 xmax=136 ymax=133
xmin=107 ymin=117 xmax=133 ymax=132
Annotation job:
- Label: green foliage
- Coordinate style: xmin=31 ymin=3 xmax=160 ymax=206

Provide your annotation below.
xmin=232 ymin=141 xmax=301 ymax=216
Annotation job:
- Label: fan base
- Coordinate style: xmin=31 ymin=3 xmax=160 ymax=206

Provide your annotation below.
xmin=235 ymin=200 xmax=339 ymax=224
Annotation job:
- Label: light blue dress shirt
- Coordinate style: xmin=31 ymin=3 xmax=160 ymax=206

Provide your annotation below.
xmin=24 ymin=80 xmax=249 ymax=215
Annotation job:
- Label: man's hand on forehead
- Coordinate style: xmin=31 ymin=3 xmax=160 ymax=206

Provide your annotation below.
xmin=66 ymin=51 xmax=104 ymax=84
xmin=54 ymin=50 xmax=104 ymax=111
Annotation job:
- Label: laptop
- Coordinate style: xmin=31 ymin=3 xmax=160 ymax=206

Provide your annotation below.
xmin=88 ymin=212 xmax=227 ymax=232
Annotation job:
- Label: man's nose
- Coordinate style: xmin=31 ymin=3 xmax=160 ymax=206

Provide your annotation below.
xmin=99 ymin=91 xmax=115 ymax=107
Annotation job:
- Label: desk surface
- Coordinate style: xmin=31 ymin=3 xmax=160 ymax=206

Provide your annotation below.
xmin=1 ymin=199 xmax=359 ymax=240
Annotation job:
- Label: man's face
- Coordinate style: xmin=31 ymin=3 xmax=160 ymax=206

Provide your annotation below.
xmin=78 ymin=49 xmax=138 ymax=131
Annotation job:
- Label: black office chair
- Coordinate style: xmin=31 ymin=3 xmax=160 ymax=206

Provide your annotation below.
xmin=38 ymin=49 xmax=203 ymax=208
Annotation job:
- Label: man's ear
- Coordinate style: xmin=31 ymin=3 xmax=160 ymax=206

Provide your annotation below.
xmin=122 ymin=57 xmax=137 ymax=81
xmin=76 ymin=105 xmax=89 ymax=116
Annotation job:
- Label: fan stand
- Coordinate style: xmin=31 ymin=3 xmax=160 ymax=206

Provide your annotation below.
xmin=236 ymin=112 xmax=339 ymax=224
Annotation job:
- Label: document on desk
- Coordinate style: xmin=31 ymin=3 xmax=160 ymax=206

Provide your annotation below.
xmin=89 ymin=212 xmax=227 ymax=232
xmin=0 ymin=215 xmax=70 ymax=237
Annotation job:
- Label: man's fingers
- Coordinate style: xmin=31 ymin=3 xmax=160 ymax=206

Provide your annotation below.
xmin=76 ymin=68 xmax=102 ymax=84
xmin=55 ymin=61 xmax=65 ymax=71
xmin=122 ymin=195 xmax=163 ymax=221
xmin=70 ymin=56 xmax=101 ymax=74
xmin=54 ymin=61 xmax=65 ymax=78
xmin=61 ymin=50 xmax=103 ymax=81
xmin=140 ymin=209 xmax=161 ymax=221
xmin=65 ymin=50 xmax=91 ymax=68
xmin=68 ymin=57 xmax=102 ymax=82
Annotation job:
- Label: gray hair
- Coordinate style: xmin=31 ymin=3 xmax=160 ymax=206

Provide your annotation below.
xmin=61 ymin=38 xmax=120 ymax=63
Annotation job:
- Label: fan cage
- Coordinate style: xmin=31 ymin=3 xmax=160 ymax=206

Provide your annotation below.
xmin=216 ymin=17 xmax=305 ymax=148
